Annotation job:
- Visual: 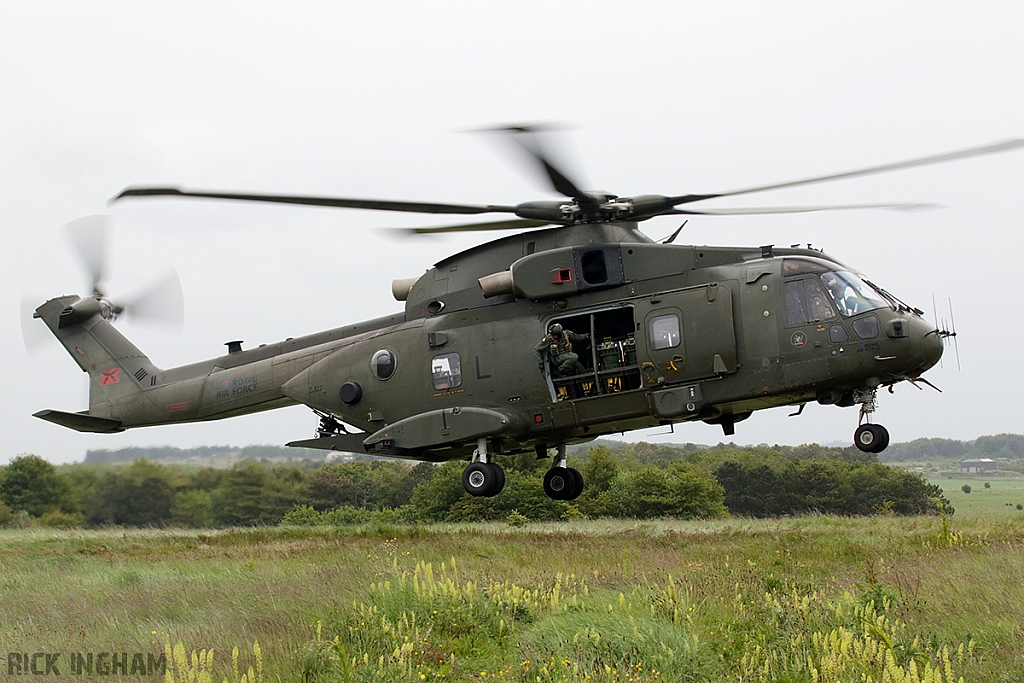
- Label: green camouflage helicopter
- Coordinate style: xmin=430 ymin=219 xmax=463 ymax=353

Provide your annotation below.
xmin=30 ymin=128 xmax=1022 ymax=501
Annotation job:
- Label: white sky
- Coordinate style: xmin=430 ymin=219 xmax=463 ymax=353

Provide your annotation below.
xmin=3 ymin=2 xmax=1022 ymax=464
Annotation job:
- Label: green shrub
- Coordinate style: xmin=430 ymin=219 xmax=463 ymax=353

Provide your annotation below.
xmin=39 ymin=510 xmax=83 ymax=529
xmin=281 ymin=504 xmax=322 ymax=526
xmin=506 ymin=509 xmax=529 ymax=527
xmin=0 ymin=500 xmax=14 ymax=528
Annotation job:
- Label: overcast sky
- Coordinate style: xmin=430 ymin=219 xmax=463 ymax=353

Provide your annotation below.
xmin=3 ymin=2 xmax=1022 ymax=464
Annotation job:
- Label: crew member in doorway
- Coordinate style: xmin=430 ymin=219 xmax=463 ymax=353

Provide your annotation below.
xmin=535 ymin=323 xmax=589 ymax=376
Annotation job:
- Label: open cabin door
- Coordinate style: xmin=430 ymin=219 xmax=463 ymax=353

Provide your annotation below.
xmin=636 ymin=283 xmax=738 ymax=386
xmin=546 ymin=306 xmax=642 ymax=402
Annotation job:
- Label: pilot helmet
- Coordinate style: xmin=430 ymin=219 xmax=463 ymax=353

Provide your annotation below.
xmin=549 ymin=323 xmax=563 ymax=335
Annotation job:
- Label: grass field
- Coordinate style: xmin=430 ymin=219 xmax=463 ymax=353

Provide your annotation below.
xmin=929 ymin=474 xmax=1024 ymax=518
xmin=1 ymin=513 xmax=1023 ymax=682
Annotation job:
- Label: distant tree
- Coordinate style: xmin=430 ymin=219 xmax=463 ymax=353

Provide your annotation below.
xmin=962 ymin=484 xmax=972 ymax=494
xmin=972 ymin=434 xmax=1024 ymax=458
xmin=170 ymin=490 xmax=215 ymax=528
xmin=0 ymin=455 xmax=77 ymax=517
xmin=582 ymin=446 xmax=619 ymax=493
xmin=605 ymin=462 xmax=727 ymax=519
xmin=715 ymin=460 xmax=793 ymax=516
xmin=216 ymin=461 xmax=305 ymax=526
xmin=984 ymin=482 xmax=991 ymax=489
xmin=409 ymin=461 xmax=466 ymax=521
xmin=304 ymin=462 xmax=407 ymax=511
xmin=82 ymin=461 xmax=177 ymax=527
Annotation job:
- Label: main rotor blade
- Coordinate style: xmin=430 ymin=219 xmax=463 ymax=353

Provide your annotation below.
xmin=668 ymin=202 xmax=937 ymax=215
xmin=482 ymin=124 xmax=592 ymax=202
xmin=671 ymin=139 xmax=1024 ymax=206
xmin=63 ymin=215 xmax=110 ymax=296
xmin=390 ymin=218 xmax=555 ymax=235
xmin=113 ymin=187 xmax=517 ymax=216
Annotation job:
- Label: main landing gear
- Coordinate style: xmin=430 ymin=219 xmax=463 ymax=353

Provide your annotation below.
xmin=540 ymin=444 xmax=584 ymax=501
xmin=458 ymin=440 xmax=586 ymax=500
xmin=852 ymin=388 xmax=890 ymax=453
xmin=462 ymin=438 xmax=506 ymax=497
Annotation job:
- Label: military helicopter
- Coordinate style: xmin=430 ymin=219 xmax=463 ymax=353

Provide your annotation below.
xmin=30 ymin=127 xmax=1022 ymax=501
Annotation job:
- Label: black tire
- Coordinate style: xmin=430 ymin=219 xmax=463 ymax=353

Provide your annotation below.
xmin=874 ymin=424 xmax=890 ymax=453
xmin=854 ymin=424 xmax=885 ymax=453
xmin=487 ymin=462 xmax=506 ymax=496
xmin=543 ymin=466 xmax=573 ymax=500
xmin=565 ymin=467 xmax=584 ymax=501
xmin=463 ymin=462 xmax=495 ymax=497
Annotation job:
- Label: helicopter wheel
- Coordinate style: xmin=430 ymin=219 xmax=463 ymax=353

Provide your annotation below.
xmin=566 ymin=467 xmax=584 ymax=501
xmin=488 ymin=462 xmax=506 ymax=496
xmin=854 ymin=424 xmax=890 ymax=453
xmin=543 ymin=466 xmax=583 ymax=500
xmin=462 ymin=461 xmax=505 ymax=497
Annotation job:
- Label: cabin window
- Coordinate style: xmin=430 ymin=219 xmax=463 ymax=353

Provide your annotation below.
xmin=784 ymin=278 xmax=836 ymax=327
xmin=852 ymin=315 xmax=880 ymax=339
xmin=829 ymin=324 xmax=850 ymax=343
xmin=431 ymin=353 xmax=462 ymax=390
xmin=648 ymin=314 xmax=681 ymax=350
xmin=371 ymin=349 xmax=396 ymax=380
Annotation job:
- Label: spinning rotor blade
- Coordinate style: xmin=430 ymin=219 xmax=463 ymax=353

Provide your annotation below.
xmin=671 ymin=139 xmax=1024 ymax=206
xmin=498 ymin=125 xmax=590 ymax=201
xmin=669 ymin=202 xmax=937 ymax=216
xmin=63 ymin=215 xmax=110 ymax=296
xmin=121 ymin=269 xmax=185 ymax=330
xmin=20 ymin=293 xmax=53 ymax=354
xmin=391 ymin=218 xmax=555 ymax=235
xmin=113 ymin=187 xmax=517 ymax=216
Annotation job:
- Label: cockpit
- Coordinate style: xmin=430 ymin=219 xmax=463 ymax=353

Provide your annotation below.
xmin=782 ymin=258 xmax=889 ymax=328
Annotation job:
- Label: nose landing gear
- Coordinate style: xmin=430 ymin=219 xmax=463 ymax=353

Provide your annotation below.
xmin=541 ymin=444 xmax=585 ymax=501
xmin=852 ymin=388 xmax=890 ymax=453
xmin=461 ymin=438 xmax=506 ymax=497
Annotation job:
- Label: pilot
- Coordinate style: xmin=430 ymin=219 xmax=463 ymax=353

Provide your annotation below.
xmin=535 ymin=323 xmax=589 ymax=376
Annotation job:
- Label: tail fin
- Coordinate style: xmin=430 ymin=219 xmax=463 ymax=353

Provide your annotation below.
xmin=32 ymin=295 xmax=162 ymax=430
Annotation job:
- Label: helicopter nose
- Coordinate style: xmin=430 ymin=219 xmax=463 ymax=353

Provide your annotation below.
xmin=910 ymin=315 xmax=943 ymax=374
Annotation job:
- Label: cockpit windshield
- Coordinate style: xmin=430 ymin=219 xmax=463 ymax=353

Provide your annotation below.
xmin=820 ymin=271 xmax=888 ymax=317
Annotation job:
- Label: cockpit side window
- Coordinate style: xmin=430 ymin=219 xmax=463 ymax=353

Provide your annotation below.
xmin=784 ymin=278 xmax=837 ymax=327
xmin=820 ymin=271 xmax=887 ymax=317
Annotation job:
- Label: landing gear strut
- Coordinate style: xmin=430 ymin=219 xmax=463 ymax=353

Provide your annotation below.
xmin=852 ymin=388 xmax=890 ymax=453
xmin=461 ymin=438 xmax=505 ymax=497
xmin=313 ymin=409 xmax=347 ymax=438
xmin=542 ymin=444 xmax=584 ymax=501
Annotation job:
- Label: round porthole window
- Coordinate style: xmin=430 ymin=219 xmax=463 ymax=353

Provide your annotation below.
xmin=371 ymin=349 xmax=396 ymax=380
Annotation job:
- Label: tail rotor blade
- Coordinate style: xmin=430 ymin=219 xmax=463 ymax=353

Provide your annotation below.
xmin=20 ymin=294 xmax=53 ymax=354
xmin=122 ymin=269 xmax=185 ymax=330
xmin=63 ymin=215 xmax=110 ymax=296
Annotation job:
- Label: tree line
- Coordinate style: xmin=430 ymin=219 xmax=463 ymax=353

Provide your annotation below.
xmin=879 ymin=433 xmax=1024 ymax=465
xmin=0 ymin=442 xmax=951 ymax=529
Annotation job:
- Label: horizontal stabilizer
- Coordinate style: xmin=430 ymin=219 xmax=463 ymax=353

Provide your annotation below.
xmin=286 ymin=432 xmax=371 ymax=453
xmin=33 ymin=409 xmax=124 ymax=433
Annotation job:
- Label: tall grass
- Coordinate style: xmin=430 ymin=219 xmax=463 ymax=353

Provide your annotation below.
xmin=1 ymin=515 xmax=1022 ymax=681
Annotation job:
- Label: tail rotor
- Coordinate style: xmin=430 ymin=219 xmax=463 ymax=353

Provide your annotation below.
xmin=22 ymin=215 xmax=185 ymax=354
